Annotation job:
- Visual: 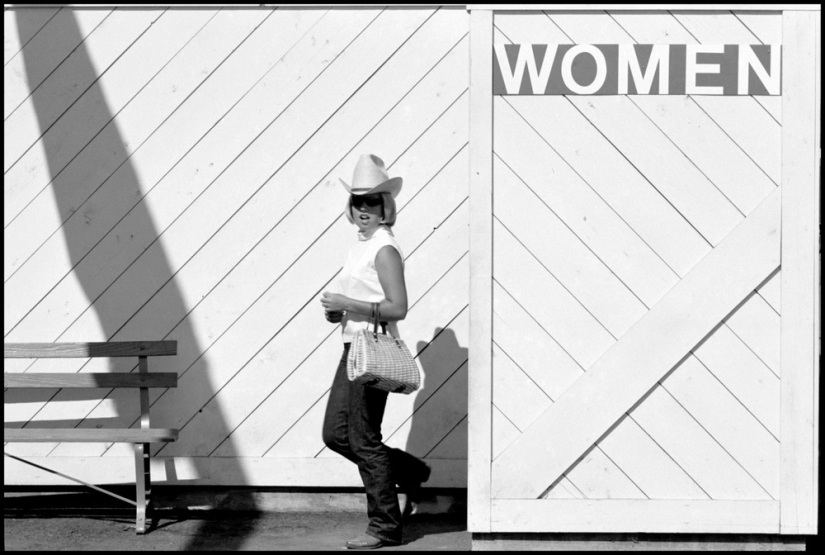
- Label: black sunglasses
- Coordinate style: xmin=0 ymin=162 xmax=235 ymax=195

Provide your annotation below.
xmin=351 ymin=194 xmax=383 ymax=208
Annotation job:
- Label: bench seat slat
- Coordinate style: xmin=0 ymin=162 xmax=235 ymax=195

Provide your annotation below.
xmin=4 ymin=373 xmax=177 ymax=389
xmin=4 ymin=428 xmax=178 ymax=443
xmin=4 ymin=341 xmax=177 ymax=359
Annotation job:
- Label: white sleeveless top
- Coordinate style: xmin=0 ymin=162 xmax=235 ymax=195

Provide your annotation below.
xmin=335 ymin=225 xmax=404 ymax=343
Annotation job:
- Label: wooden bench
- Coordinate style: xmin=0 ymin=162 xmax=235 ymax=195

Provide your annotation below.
xmin=4 ymin=341 xmax=179 ymax=534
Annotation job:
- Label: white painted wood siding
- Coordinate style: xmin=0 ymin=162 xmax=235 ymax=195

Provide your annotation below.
xmin=4 ymin=6 xmax=469 ymax=488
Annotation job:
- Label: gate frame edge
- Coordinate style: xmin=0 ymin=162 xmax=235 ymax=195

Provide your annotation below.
xmin=467 ymin=6 xmax=494 ymax=534
xmin=780 ymin=9 xmax=821 ymax=536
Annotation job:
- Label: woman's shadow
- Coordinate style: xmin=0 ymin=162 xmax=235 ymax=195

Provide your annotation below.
xmin=402 ymin=325 xmax=468 ymax=541
xmin=11 ymin=7 xmax=256 ymax=548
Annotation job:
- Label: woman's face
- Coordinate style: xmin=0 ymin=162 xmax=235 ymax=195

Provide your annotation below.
xmin=351 ymin=194 xmax=383 ymax=233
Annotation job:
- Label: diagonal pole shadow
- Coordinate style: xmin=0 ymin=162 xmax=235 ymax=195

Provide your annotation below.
xmin=12 ymin=6 xmax=259 ymax=548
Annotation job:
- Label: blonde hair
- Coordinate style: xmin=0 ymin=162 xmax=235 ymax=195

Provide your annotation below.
xmin=345 ymin=193 xmax=397 ymax=227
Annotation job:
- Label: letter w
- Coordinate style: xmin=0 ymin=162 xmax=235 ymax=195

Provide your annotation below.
xmin=494 ymin=44 xmax=557 ymax=94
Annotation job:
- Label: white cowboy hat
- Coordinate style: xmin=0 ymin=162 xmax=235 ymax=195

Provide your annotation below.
xmin=339 ymin=154 xmax=402 ymax=198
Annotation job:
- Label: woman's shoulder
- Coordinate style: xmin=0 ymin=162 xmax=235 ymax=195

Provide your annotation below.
xmin=375 ymin=226 xmax=402 ymax=247
xmin=373 ymin=227 xmax=404 ymax=261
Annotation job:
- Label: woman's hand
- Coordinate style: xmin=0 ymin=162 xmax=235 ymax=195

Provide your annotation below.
xmin=321 ymin=292 xmax=350 ymax=313
xmin=321 ymin=292 xmax=347 ymax=324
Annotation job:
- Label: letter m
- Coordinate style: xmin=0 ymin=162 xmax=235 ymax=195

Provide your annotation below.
xmin=618 ymin=44 xmax=670 ymax=94
xmin=494 ymin=44 xmax=557 ymax=95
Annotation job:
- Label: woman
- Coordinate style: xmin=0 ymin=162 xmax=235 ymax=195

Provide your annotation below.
xmin=320 ymin=154 xmax=431 ymax=550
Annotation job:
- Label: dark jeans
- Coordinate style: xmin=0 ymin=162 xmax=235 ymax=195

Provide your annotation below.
xmin=322 ymin=344 xmax=429 ymax=544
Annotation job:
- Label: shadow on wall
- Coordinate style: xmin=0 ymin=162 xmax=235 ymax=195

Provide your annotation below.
xmin=13 ymin=7 xmax=256 ymax=547
xmin=407 ymin=326 xmax=468 ymax=469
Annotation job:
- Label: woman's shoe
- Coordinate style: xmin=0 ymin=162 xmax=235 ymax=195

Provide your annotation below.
xmin=400 ymin=462 xmax=431 ymax=515
xmin=346 ymin=535 xmax=396 ymax=549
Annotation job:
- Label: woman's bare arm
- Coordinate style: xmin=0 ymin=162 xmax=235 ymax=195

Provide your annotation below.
xmin=373 ymin=245 xmax=407 ymax=321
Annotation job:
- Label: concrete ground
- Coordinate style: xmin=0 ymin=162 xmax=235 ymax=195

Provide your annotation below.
xmin=4 ymin=489 xmax=470 ymax=551
xmin=4 ymin=512 xmax=470 ymax=551
xmin=5 ymin=489 xmax=812 ymax=551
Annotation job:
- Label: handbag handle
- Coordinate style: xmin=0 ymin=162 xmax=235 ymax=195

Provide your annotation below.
xmin=370 ymin=302 xmax=387 ymax=337
xmin=371 ymin=303 xmax=399 ymax=345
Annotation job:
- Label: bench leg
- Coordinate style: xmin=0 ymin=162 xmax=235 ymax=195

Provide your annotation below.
xmin=134 ymin=443 xmax=150 ymax=534
xmin=135 ymin=368 xmax=152 ymax=534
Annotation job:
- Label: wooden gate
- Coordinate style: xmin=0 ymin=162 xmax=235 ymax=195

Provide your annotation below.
xmin=469 ymin=7 xmax=819 ymax=534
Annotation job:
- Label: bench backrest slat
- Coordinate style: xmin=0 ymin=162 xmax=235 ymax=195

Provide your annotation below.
xmin=4 ymin=373 xmax=177 ymax=389
xmin=5 ymin=428 xmax=179 ymax=443
xmin=4 ymin=341 xmax=176 ymax=359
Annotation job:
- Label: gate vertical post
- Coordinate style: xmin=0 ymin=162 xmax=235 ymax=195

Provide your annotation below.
xmin=780 ymin=8 xmax=820 ymax=536
xmin=468 ymin=6 xmax=494 ymax=534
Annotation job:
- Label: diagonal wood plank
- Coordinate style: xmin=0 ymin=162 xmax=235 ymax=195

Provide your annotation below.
xmin=629 ymin=96 xmax=776 ymax=216
xmin=494 ymin=12 xmax=570 ymax=46
xmin=562 ymin=446 xmax=647 ymax=500
xmin=506 ymin=95 xmax=710 ymax=278
xmin=4 ymin=9 xmax=232 ymax=323
xmin=629 ymin=382 xmax=769 ymax=500
xmin=427 ymin=415 xmax=468 ymax=459
xmin=494 ymin=218 xmax=615 ymax=369
xmin=5 ymin=10 xmax=271 ymax=334
xmin=60 ymin=92 xmax=468 ymax=459
xmin=269 ymin=305 xmax=468 ymax=460
xmin=495 ymin=281 xmax=709 ymax=500
xmin=386 ymin=361 xmax=468 ymax=457
xmin=493 ymin=281 xmax=582 ymax=400
xmin=609 ymin=11 xmax=782 ymax=184
xmin=543 ymin=478 xmax=584 ymax=500
xmin=3 ymin=7 xmax=61 ymax=66
xmin=492 ymin=344 xmax=551 ymax=431
xmin=198 ymin=207 xmax=469 ymax=458
xmin=671 ymin=11 xmax=781 ymax=120
xmin=757 ymin=269 xmax=781 ymax=314
xmin=553 ymin=11 xmax=778 ymax=217
xmin=567 ymin=94 xmax=744 ymax=247
xmin=692 ymin=323 xmax=779 ymax=438
xmin=595 ymin=414 xmax=709 ymax=500
xmin=4 ymin=9 xmax=162 ymax=175
xmin=18 ymin=10 xmax=461 ymax=459
xmin=4 ymin=8 xmax=112 ymax=120
xmin=493 ymin=97 xmax=677 ymax=308
xmin=491 ymin=188 xmax=780 ymax=499
xmin=4 ymin=8 xmax=378 ymax=347
xmin=492 ymin=404 xmax=519 ymax=461
xmin=662 ymin=355 xmax=779 ymax=498
xmin=494 ymin=154 xmax=647 ymax=338
xmin=725 ymin=291 xmax=780 ymax=376
xmin=19 ymin=8 xmax=455 ymax=378
xmin=4 ymin=9 xmax=213 ymax=241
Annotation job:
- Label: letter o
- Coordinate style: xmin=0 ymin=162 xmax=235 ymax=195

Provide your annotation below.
xmin=562 ymin=45 xmax=607 ymax=95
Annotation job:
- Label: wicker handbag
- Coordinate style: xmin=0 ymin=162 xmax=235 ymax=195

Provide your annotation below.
xmin=347 ymin=303 xmax=420 ymax=394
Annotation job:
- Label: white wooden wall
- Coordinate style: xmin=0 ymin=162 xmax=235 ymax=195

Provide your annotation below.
xmin=4 ymin=6 xmax=469 ymax=488
xmin=469 ymin=8 xmax=819 ymax=535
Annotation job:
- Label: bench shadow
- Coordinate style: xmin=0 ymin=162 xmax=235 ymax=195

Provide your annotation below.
xmin=12 ymin=7 xmax=257 ymax=547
